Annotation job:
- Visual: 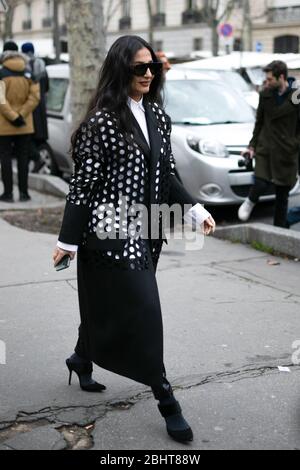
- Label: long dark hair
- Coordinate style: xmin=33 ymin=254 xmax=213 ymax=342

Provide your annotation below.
xmin=71 ymin=35 xmax=163 ymax=149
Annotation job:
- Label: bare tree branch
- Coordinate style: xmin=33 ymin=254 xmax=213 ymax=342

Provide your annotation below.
xmin=0 ymin=0 xmax=20 ymax=41
xmin=104 ymin=0 xmax=122 ymax=32
xmin=201 ymin=0 xmax=236 ymax=56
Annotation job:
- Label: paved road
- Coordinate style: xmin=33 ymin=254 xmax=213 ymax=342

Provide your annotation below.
xmin=0 ymin=211 xmax=299 ymax=450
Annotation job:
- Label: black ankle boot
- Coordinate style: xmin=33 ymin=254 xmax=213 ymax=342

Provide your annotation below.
xmin=152 ymin=378 xmax=193 ymax=443
xmin=0 ymin=193 xmax=14 ymax=203
xmin=19 ymin=192 xmax=31 ymax=202
xmin=66 ymin=353 xmax=106 ymax=392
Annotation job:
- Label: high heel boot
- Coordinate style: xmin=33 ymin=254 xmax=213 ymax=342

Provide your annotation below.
xmin=151 ymin=377 xmax=193 ymax=443
xmin=66 ymin=353 xmax=106 ymax=392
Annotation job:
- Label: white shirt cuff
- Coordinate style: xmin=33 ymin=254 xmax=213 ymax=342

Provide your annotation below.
xmin=184 ymin=203 xmax=211 ymax=226
xmin=57 ymin=241 xmax=78 ymax=252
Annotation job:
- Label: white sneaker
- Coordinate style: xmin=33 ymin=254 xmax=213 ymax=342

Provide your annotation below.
xmin=238 ymin=198 xmax=256 ymax=222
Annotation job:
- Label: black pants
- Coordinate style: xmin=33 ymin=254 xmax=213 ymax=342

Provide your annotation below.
xmin=248 ymin=177 xmax=291 ymax=228
xmin=0 ymin=135 xmax=31 ymax=195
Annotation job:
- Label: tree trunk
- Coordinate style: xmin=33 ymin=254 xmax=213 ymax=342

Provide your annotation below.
xmin=53 ymin=0 xmax=61 ymax=63
xmin=146 ymin=0 xmax=154 ymax=47
xmin=2 ymin=1 xmax=16 ymax=42
xmin=242 ymin=0 xmax=253 ymax=52
xmin=63 ymin=0 xmax=106 ymax=127
xmin=211 ymin=20 xmax=219 ymax=56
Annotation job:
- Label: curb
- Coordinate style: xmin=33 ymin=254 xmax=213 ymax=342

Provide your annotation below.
xmin=12 ymin=170 xmax=68 ymax=198
xmin=214 ymin=222 xmax=300 ymax=259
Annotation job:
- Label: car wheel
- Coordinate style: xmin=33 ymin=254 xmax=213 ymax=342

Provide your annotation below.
xmin=29 ymin=142 xmax=60 ymax=176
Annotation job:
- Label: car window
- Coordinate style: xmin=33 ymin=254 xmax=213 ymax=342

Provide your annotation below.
xmin=221 ymin=71 xmax=251 ymax=92
xmin=165 ymin=79 xmax=255 ymax=125
xmin=46 ymin=78 xmax=69 ymax=113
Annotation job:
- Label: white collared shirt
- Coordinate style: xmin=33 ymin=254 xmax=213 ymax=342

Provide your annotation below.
xmin=127 ymin=96 xmax=150 ymax=147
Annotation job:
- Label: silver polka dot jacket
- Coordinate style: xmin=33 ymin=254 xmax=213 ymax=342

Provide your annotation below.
xmin=59 ymin=100 xmax=197 ymax=270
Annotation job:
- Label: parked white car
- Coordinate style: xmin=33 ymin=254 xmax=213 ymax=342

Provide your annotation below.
xmin=174 ymin=64 xmax=259 ymax=110
xmin=43 ymin=64 xmax=299 ymax=205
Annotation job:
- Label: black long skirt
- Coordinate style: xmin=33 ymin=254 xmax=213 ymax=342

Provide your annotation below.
xmin=75 ymin=242 xmax=165 ymax=387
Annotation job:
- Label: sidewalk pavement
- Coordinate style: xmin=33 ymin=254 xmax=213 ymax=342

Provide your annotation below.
xmin=0 ymin=205 xmax=300 ymax=450
xmin=0 ymin=182 xmax=64 ymax=211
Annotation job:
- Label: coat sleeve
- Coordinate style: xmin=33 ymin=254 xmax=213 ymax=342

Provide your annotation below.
xmin=294 ymin=103 xmax=300 ymax=146
xmin=0 ymin=79 xmax=19 ymax=121
xmin=19 ymin=80 xmax=40 ymax=119
xmin=249 ymin=92 xmax=264 ymax=150
xmin=165 ymin=114 xmax=198 ymax=213
xmin=58 ymin=122 xmax=105 ymax=245
xmin=0 ymin=80 xmax=6 ymax=104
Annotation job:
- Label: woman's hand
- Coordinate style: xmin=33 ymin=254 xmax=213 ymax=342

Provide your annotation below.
xmin=203 ymin=216 xmax=216 ymax=236
xmin=53 ymin=247 xmax=76 ymax=267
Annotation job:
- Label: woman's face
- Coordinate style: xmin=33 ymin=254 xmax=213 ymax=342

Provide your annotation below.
xmin=129 ymin=47 xmax=155 ymax=101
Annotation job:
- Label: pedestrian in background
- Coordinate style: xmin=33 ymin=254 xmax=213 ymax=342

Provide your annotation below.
xmin=0 ymin=41 xmax=40 ymax=202
xmin=53 ymin=35 xmax=215 ymax=443
xmin=21 ymin=42 xmax=49 ymax=173
xmin=238 ymin=61 xmax=300 ymax=228
xmin=156 ymin=50 xmax=171 ymax=76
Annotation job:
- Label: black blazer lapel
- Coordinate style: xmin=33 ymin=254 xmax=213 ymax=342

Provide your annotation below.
xmin=145 ymin=101 xmax=162 ymax=171
xmin=144 ymin=101 xmax=163 ymax=207
xmin=129 ymin=111 xmax=151 ymax=161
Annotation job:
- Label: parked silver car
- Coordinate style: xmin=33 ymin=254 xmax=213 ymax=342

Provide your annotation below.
xmin=44 ymin=65 xmax=299 ymax=205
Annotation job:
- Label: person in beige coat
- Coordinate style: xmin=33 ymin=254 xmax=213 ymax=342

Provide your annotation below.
xmin=0 ymin=41 xmax=40 ymax=202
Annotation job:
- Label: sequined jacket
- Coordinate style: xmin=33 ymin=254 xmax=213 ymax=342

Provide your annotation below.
xmin=58 ymin=100 xmax=197 ymax=270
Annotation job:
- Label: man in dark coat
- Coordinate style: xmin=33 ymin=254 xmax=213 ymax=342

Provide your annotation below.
xmin=21 ymin=42 xmax=49 ymax=173
xmin=238 ymin=60 xmax=300 ymax=228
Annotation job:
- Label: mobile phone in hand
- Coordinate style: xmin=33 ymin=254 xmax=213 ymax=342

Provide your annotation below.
xmin=55 ymin=254 xmax=71 ymax=271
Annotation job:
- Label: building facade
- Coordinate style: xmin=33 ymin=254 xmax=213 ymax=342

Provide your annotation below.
xmin=1 ymin=0 xmax=300 ymax=58
xmin=230 ymin=0 xmax=300 ymax=54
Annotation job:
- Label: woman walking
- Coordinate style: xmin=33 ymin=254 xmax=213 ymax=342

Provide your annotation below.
xmin=53 ymin=36 xmax=215 ymax=443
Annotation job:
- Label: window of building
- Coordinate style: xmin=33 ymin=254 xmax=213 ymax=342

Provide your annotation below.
xmin=42 ymin=0 xmax=52 ymax=27
xmin=122 ymin=0 xmax=131 ymax=17
xmin=23 ymin=1 xmax=32 ymax=30
xmin=25 ymin=1 xmax=32 ymax=21
xmin=182 ymin=0 xmax=201 ymax=24
xmin=156 ymin=0 xmax=165 ymax=13
xmin=269 ymin=6 xmax=300 ymax=22
xmin=60 ymin=40 xmax=68 ymax=54
xmin=274 ymin=35 xmax=299 ymax=53
xmin=193 ymin=37 xmax=203 ymax=51
xmin=119 ymin=0 xmax=131 ymax=29
xmin=153 ymin=0 xmax=166 ymax=26
xmin=186 ymin=0 xmax=198 ymax=9
xmin=233 ymin=37 xmax=243 ymax=51
xmin=45 ymin=0 xmax=52 ymax=17
xmin=154 ymin=40 xmax=163 ymax=51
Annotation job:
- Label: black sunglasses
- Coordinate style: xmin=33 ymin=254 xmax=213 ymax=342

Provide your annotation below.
xmin=130 ymin=62 xmax=163 ymax=76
